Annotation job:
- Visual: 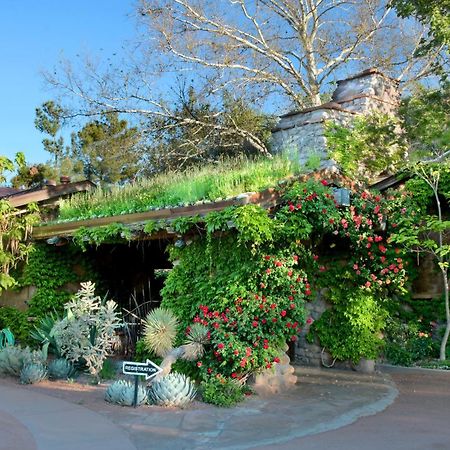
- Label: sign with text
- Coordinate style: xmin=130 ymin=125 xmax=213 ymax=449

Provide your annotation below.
xmin=122 ymin=359 xmax=162 ymax=381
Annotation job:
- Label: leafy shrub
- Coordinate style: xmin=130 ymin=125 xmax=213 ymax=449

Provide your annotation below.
xmin=383 ymin=319 xmax=437 ymax=366
xmin=311 ymin=290 xmax=386 ymax=363
xmin=163 ymin=244 xmax=307 ymax=381
xmin=99 ymin=359 xmax=116 ymax=380
xmin=200 ymin=375 xmax=245 ymax=407
xmin=0 ymin=307 xmax=32 ymax=345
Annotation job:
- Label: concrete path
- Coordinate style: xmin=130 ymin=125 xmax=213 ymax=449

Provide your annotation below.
xmin=110 ymin=368 xmax=396 ymax=450
xmin=0 ymin=366 xmax=396 ymax=450
xmin=258 ymin=365 xmax=450 ymax=450
xmin=0 ymin=383 xmax=135 ymax=450
xmin=3 ymin=365 xmax=448 ymax=450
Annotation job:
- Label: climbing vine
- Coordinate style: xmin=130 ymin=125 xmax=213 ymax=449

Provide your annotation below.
xmin=159 ymin=178 xmax=412 ymax=385
xmin=17 ymin=243 xmax=98 ymax=318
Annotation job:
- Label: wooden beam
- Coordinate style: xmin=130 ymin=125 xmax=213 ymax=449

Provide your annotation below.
xmin=32 ymin=191 xmax=282 ymax=240
xmin=8 ymin=181 xmax=96 ymax=208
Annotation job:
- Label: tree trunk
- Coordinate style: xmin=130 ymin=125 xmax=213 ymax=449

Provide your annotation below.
xmin=439 ymin=268 xmax=449 ymax=361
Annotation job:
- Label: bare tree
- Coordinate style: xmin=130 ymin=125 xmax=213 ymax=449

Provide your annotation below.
xmin=44 ymin=1 xmax=445 ymax=165
xmin=138 ymin=0 xmax=443 ymax=108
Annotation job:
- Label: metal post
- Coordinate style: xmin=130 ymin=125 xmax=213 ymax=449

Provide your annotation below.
xmin=133 ymin=375 xmax=139 ymax=408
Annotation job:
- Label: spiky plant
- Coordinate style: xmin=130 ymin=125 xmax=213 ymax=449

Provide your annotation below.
xmin=105 ymin=380 xmax=147 ymax=407
xmin=48 ymin=358 xmax=76 ymax=380
xmin=183 ymin=323 xmax=209 ymax=361
xmin=0 ymin=346 xmax=45 ymax=377
xmin=143 ymin=307 xmax=178 ymax=357
xmin=0 ymin=328 xmax=14 ymax=349
xmin=148 ymin=372 xmax=196 ymax=408
xmin=20 ymin=362 xmax=47 ymax=384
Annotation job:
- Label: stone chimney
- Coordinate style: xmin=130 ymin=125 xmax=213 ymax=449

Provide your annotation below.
xmin=270 ymin=69 xmax=400 ymax=170
xmin=59 ymin=176 xmax=71 ymax=184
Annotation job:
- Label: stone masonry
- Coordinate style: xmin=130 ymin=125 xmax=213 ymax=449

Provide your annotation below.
xmin=271 ymin=68 xmax=400 ymax=169
xmin=271 ymin=69 xmax=400 ymax=369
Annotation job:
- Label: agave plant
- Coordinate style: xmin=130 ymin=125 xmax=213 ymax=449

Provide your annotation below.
xmin=148 ymin=372 xmax=196 ymax=408
xmin=143 ymin=307 xmax=178 ymax=357
xmin=0 ymin=346 xmax=45 ymax=377
xmin=30 ymin=313 xmax=62 ymax=358
xmin=105 ymin=380 xmax=147 ymax=407
xmin=20 ymin=362 xmax=47 ymax=384
xmin=0 ymin=328 xmax=14 ymax=349
xmin=48 ymin=358 xmax=76 ymax=380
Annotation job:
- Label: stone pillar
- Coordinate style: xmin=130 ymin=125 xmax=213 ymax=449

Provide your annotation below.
xmin=251 ymin=344 xmax=297 ymax=395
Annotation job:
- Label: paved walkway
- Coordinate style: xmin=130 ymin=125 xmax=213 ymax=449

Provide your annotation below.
xmin=261 ymin=365 xmax=450 ymax=450
xmin=0 ymin=366 xmax=396 ymax=450
xmin=3 ymin=365 xmax=449 ymax=449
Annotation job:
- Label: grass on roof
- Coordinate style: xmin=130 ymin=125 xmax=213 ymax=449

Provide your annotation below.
xmin=57 ymin=155 xmax=303 ymax=222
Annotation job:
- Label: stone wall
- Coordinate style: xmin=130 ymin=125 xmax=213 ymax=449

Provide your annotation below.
xmin=294 ymin=294 xmax=329 ymax=367
xmin=270 ymin=68 xmax=400 ymax=169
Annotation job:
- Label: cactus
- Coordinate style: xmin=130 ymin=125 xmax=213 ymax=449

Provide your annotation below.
xmin=105 ymin=380 xmax=147 ymax=407
xmin=148 ymin=372 xmax=196 ymax=408
xmin=0 ymin=346 xmax=45 ymax=377
xmin=48 ymin=358 xmax=76 ymax=380
xmin=20 ymin=362 xmax=47 ymax=384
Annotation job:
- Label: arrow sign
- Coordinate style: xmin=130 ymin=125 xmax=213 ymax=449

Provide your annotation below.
xmin=122 ymin=359 xmax=162 ymax=381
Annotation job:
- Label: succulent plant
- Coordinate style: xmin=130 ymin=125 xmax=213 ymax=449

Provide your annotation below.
xmin=0 ymin=346 xmax=45 ymax=377
xmin=48 ymin=358 xmax=76 ymax=380
xmin=148 ymin=372 xmax=196 ymax=408
xmin=143 ymin=307 xmax=178 ymax=357
xmin=20 ymin=362 xmax=48 ymax=384
xmin=0 ymin=328 xmax=15 ymax=349
xmin=105 ymin=380 xmax=147 ymax=407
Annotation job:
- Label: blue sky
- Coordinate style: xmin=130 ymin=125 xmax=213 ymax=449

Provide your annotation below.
xmin=0 ymin=0 xmax=136 ymax=166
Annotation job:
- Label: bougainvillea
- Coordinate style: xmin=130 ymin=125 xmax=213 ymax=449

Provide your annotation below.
xmin=190 ymin=253 xmax=307 ymax=380
xmin=161 ymin=177 xmax=412 ymax=393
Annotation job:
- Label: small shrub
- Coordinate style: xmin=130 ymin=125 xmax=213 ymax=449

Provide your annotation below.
xmin=0 ymin=307 xmax=32 ymax=345
xmin=384 ymin=319 xmax=437 ymax=366
xmin=200 ymin=375 xmax=245 ymax=407
xmin=99 ymin=359 xmax=116 ymax=380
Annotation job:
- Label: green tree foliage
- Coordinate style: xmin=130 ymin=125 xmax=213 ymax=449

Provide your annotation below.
xmin=0 ymin=153 xmax=40 ymax=292
xmin=325 ymin=114 xmax=406 ymax=182
xmin=10 ymin=163 xmax=58 ymax=188
xmin=400 ymin=84 xmax=450 ymax=157
xmin=144 ymin=88 xmax=274 ymax=173
xmin=35 ymin=101 xmax=68 ymax=166
xmin=391 ymin=161 xmax=450 ymax=360
xmin=73 ymin=112 xmax=141 ymax=184
xmin=391 ymin=0 xmax=450 ymax=52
